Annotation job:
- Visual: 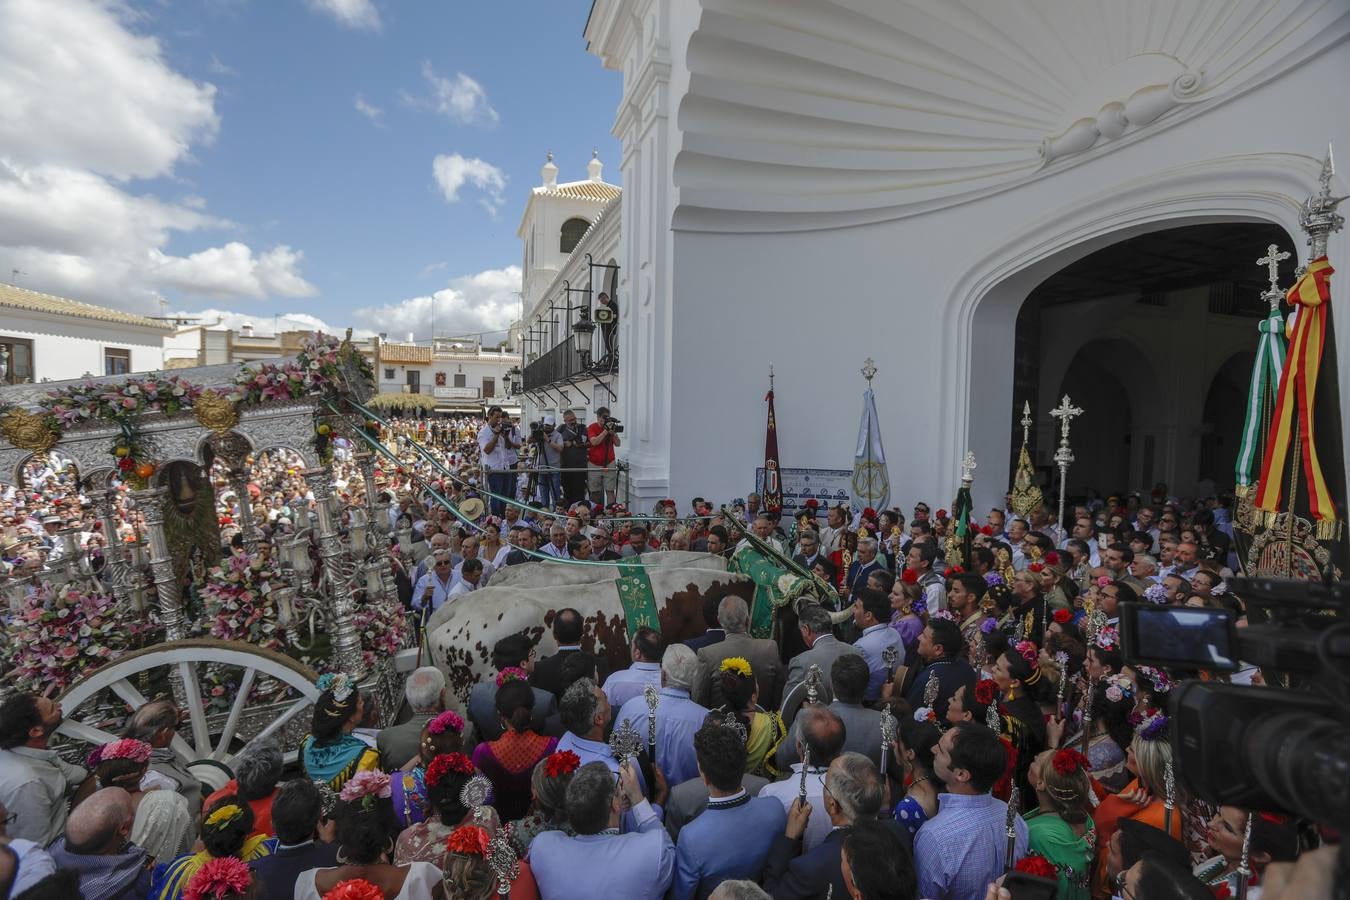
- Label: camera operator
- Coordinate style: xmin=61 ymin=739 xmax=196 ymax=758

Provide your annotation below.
xmin=532 ymin=415 xmax=565 ymax=511
xmin=586 ymin=406 xmax=622 ymax=507
xmin=558 ymin=410 xmax=589 ymax=508
xmin=478 ymin=405 xmax=521 ymax=517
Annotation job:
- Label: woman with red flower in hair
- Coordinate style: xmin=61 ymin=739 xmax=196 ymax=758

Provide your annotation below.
xmin=1024 ymin=748 xmax=1096 ymax=899
xmin=504 ymin=751 xmax=582 ymax=856
xmin=1193 ymin=807 xmax=1300 ymax=897
xmin=392 ymin=753 xmax=487 ymax=869
xmin=440 ymin=823 xmax=540 ymax=900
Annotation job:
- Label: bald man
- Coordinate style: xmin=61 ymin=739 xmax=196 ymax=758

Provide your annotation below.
xmin=47 ymin=787 xmax=153 ymax=898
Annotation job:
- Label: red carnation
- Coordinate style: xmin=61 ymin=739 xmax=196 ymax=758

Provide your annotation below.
xmin=901 ymin=568 xmax=920 ymax=584
xmin=322 ymin=879 xmax=384 ymax=900
xmin=1043 ymin=551 xmax=1061 ymax=565
xmin=943 ymin=566 xmax=964 ymax=578
xmin=974 ymin=679 xmax=998 ymax=707
xmin=1051 ymin=748 xmax=1090 ymax=775
xmin=936 ymin=509 xmax=949 ymax=519
xmin=544 ymin=750 xmax=581 ymax=779
xmin=425 ymin=752 xmax=474 ymax=788
xmin=804 ymin=499 xmax=820 ymax=509
xmin=445 ymin=824 xmax=491 ymax=858
xmin=1015 ymin=854 xmax=1057 ymax=879
xmin=1052 ymin=608 xmax=1072 ymax=624
xmin=118 ymin=457 xmax=135 ymax=472
xmin=979 ymin=524 xmax=994 ymax=536
xmin=862 ymin=507 xmax=877 ymax=519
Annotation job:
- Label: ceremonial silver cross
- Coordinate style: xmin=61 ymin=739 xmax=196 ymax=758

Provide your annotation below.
xmin=608 ymin=720 xmax=643 ymax=766
xmin=1257 ymin=244 xmax=1291 ymax=294
xmin=861 ymin=358 xmax=877 ymax=384
xmin=961 ymin=450 xmax=977 ymax=486
xmin=1020 ymin=402 xmax=1032 ymax=447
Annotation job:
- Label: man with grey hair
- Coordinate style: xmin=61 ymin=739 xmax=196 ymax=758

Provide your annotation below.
xmin=762 ymin=753 xmax=915 ymax=899
xmin=531 ymin=760 xmax=673 ymax=899
xmin=127 ymin=699 xmax=202 ymax=819
xmin=694 ymin=595 xmax=783 ymax=709
xmin=47 ymin=787 xmax=153 ymax=899
xmin=201 ymin=741 xmax=283 ymax=836
xmin=378 ymin=666 xmax=446 ymax=770
xmin=555 ymin=678 xmax=664 ymax=828
xmin=780 ymin=604 xmax=862 ymax=724
xmin=1129 ymin=553 xmax=1161 ymax=585
xmin=844 ymin=537 xmax=884 ymax=608
xmin=412 ymin=532 xmax=452 ymax=584
xmin=411 ymin=548 xmax=457 ymax=614
xmin=615 ymin=644 xmax=708 ymax=785
xmin=451 ymin=534 xmax=494 ymax=587
xmin=708 ymin=882 xmax=769 ymax=900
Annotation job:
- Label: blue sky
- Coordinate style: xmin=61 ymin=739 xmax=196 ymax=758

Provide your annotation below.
xmin=0 ymin=0 xmax=620 ymax=342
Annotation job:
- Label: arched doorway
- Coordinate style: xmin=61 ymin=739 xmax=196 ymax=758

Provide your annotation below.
xmin=1199 ymin=351 xmax=1256 ymax=490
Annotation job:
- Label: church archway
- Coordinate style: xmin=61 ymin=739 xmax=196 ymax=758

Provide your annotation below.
xmin=1199 ymin=351 xmax=1256 ymax=490
xmin=945 ymin=155 xmax=1322 ymax=516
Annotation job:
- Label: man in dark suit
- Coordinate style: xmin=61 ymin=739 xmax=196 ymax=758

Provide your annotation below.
xmin=779 ymin=605 xmax=861 ymax=723
xmin=694 ymin=595 xmax=783 ymax=709
xmin=376 ymin=666 xmax=449 ymax=770
xmin=683 ymin=593 xmax=727 ymax=654
xmin=791 ymin=528 xmax=824 ymax=572
xmin=501 ymin=525 xmax=539 ymax=567
xmin=761 ymin=752 xmax=913 ymax=899
xmin=469 ymin=635 xmax=557 ymax=742
xmin=842 ymin=537 xmax=884 ymax=608
xmin=250 ymin=780 xmax=338 ymax=900
xmin=530 ymin=607 xmax=587 ymax=698
xmin=903 ymin=618 xmax=978 ymax=716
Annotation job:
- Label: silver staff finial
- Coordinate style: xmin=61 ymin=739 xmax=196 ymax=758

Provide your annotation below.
xmin=861 ymin=358 xmax=877 ymax=384
xmin=1021 ymin=401 xmax=1032 ymax=447
xmin=1257 ymin=244 xmax=1291 ymax=296
xmin=961 ymin=450 xmax=977 ymax=485
xmin=608 ymin=720 xmax=643 ymax=766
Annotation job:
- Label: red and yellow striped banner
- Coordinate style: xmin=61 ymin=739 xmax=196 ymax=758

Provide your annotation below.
xmin=1255 ymin=256 xmax=1337 ymax=525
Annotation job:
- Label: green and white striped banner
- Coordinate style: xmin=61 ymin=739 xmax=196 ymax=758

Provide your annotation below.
xmin=1235 ymin=304 xmax=1286 ymax=487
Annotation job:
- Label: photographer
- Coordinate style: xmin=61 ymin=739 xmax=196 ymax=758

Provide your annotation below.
xmin=558 ymin=410 xmax=590 ymax=508
xmin=586 ymin=406 xmax=622 ymax=507
xmin=531 ymin=416 xmax=565 ymax=511
xmin=478 ymin=405 xmax=521 ymax=517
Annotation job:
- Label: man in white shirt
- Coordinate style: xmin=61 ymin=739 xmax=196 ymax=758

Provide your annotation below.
xmin=446 ymin=558 xmax=483 ymax=599
xmin=539 ymin=524 xmax=571 ymax=559
xmin=478 ymin=405 xmax=521 ymax=517
xmin=757 ymin=706 xmax=845 ymax=852
xmin=0 ymin=692 xmax=88 ymax=847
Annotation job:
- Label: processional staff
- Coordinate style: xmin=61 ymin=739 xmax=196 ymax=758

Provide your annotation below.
xmin=1049 ymin=394 xmax=1083 ymax=540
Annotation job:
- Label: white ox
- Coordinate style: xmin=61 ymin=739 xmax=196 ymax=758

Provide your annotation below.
xmin=425 ymin=557 xmax=752 ymax=709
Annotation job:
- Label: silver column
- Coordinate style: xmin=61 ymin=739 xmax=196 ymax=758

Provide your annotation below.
xmin=303 ymin=467 xmax=364 ymax=677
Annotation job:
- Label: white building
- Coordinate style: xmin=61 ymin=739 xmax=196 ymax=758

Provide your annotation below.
xmin=0 ymin=282 xmax=173 ymax=383
xmin=377 ymin=335 xmax=523 ymax=415
xmin=516 ymin=152 xmax=622 ymax=427
xmin=566 ymin=0 xmax=1350 ymax=515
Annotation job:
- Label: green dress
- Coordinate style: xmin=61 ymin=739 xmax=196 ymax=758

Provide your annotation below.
xmin=1023 ymin=808 xmax=1094 ymax=900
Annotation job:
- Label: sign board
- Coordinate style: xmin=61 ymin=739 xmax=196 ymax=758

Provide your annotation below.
xmin=754 ymin=467 xmax=853 ymax=516
xmin=433 ymin=386 xmax=479 ymax=399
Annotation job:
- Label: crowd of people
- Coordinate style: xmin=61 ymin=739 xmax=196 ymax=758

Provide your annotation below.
xmin=0 ymin=410 xmax=1339 ymax=900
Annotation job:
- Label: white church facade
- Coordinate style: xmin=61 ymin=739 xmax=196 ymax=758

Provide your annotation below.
xmin=519 ymin=0 xmax=1350 ymax=515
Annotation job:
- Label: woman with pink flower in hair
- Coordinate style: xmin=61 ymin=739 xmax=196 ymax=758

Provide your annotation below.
xmin=389 ymin=709 xmax=465 ymax=829
xmin=470 ymin=672 xmax=558 ymax=820
xmin=91 ymin=738 xmax=157 ymax=815
xmin=296 ymin=770 xmax=439 ymax=900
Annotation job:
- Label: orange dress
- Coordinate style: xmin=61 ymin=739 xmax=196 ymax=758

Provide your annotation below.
xmin=1090 ymin=777 xmax=1182 ymax=899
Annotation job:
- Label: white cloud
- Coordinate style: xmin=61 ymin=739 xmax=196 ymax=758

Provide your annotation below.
xmin=207 ymin=54 xmax=236 ymax=77
xmin=0 ymin=0 xmax=320 ymax=311
xmin=432 ymin=153 xmax=506 ymax=215
xmin=417 ymin=63 xmax=497 ymax=125
xmin=304 ymin=0 xmax=381 ymax=31
xmin=353 ymin=92 xmax=383 ymax=125
xmin=147 ymin=242 xmax=317 ymax=299
xmin=0 ymin=0 xmax=219 ymax=180
xmin=352 ymin=265 xmax=521 ymax=340
xmin=419 ymin=261 xmax=448 ymax=278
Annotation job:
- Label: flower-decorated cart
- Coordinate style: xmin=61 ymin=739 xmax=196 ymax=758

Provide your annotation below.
xmin=0 ymin=332 xmax=413 ymax=785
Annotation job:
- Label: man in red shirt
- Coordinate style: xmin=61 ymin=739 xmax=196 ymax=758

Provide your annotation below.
xmin=586 ymin=406 xmax=622 ymax=507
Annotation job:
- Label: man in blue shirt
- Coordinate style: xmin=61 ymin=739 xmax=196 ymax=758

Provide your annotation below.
xmin=914 ymin=721 xmax=1028 ymax=900
xmin=603 ymin=627 xmax=666 ymax=710
xmin=554 ymin=677 xmax=662 ymax=827
xmin=851 ymin=588 xmax=904 ymax=701
xmin=615 ymin=644 xmax=708 ymax=785
xmin=671 ymin=720 xmax=786 ymax=899
xmin=530 ymin=760 xmax=674 ymax=900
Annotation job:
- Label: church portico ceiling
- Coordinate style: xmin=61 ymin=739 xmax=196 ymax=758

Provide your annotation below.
xmin=673 ymin=0 xmax=1350 ymax=231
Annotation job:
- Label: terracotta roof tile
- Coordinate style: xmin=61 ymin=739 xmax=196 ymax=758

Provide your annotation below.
xmin=0 ymin=282 xmax=172 ymax=330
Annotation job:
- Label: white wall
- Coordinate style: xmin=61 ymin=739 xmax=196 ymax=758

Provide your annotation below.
xmin=2 ymin=310 xmax=166 ymax=381
xmin=661 ymin=47 xmax=1350 ymax=515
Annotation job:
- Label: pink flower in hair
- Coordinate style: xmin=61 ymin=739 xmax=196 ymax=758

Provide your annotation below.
xmin=99 ymin=738 xmax=152 ymax=764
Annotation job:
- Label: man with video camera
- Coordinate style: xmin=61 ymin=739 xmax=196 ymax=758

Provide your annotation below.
xmin=477 ymin=405 xmax=521 ymax=517
xmin=586 ymin=406 xmax=622 ymax=507
xmin=530 ymin=415 xmax=565 ymax=511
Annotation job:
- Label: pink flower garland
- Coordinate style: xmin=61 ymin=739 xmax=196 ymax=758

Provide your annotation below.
xmin=184 ymin=856 xmax=252 ymax=900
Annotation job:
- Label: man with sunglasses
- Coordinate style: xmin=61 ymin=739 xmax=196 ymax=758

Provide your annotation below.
xmin=411 ymin=549 xmax=457 ymax=615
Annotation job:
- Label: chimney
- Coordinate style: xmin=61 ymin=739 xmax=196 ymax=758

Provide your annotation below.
xmin=588 ymin=149 xmax=603 ymax=182
xmin=542 ymin=150 xmax=558 ymax=189
xmin=241 ymin=322 xmax=254 ymax=337
xmin=407 ymin=332 xmax=415 ymax=343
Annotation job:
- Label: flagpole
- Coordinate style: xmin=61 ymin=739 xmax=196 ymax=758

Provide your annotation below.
xmin=862 ymin=358 xmax=877 ymax=509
